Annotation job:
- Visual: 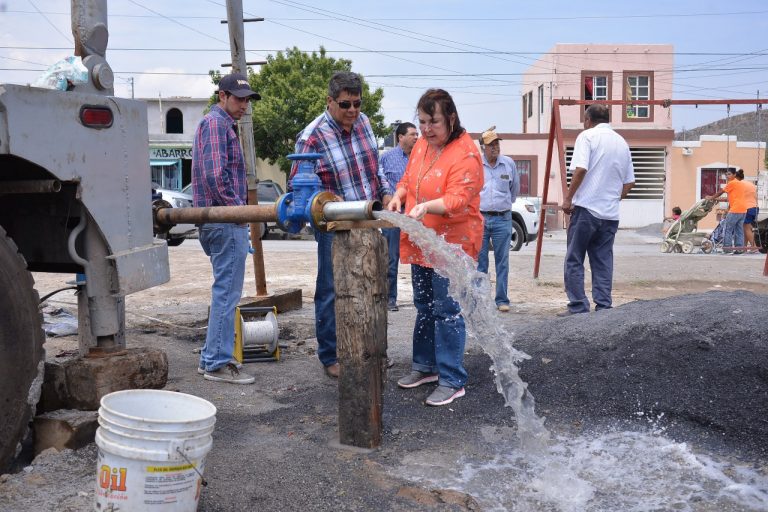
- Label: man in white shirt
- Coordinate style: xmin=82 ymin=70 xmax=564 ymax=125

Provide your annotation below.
xmin=561 ymin=104 xmax=634 ymax=315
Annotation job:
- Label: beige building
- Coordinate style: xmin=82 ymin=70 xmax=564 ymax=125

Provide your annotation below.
xmin=670 ymin=136 xmax=765 ymax=230
xmin=481 ymin=43 xmax=676 ymax=229
xmin=142 ymin=97 xmax=285 ymax=191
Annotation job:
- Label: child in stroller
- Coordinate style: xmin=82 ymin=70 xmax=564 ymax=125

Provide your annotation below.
xmin=701 ymin=209 xmax=727 ymax=254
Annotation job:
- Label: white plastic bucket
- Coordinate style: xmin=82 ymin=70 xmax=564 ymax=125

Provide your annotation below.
xmin=94 ymin=389 xmax=217 ymax=511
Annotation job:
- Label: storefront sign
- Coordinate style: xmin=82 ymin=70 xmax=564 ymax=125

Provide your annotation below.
xmin=150 ymin=147 xmax=192 ymax=159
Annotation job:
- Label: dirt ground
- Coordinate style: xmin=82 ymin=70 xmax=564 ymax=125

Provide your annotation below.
xmin=1 ymin=227 xmax=767 ymax=511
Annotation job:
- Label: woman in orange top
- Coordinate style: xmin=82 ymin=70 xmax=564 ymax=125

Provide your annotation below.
xmin=707 ymin=168 xmax=749 ymax=253
xmin=735 ymin=170 xmax=759 ymax=247
xmin=386 ymin=89 xmax=483 ymax=407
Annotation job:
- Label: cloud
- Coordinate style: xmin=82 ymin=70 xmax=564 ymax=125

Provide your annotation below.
xmin=130 ymin=68 xmax=214 ymax=99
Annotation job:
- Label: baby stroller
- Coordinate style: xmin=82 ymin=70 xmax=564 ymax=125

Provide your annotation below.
xmin=700 ymin=216 xmax=726 ymax=254
xmin=660 ymin=198 xmax=717 ymax=253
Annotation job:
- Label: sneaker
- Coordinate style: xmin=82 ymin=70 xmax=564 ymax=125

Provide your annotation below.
xmin=203 ymin=363 xmax=255 ymax=384
xmin=425 ymin=385 xmax=465 ymax=406
xmin=397 ymin=371 xmax=439 ymax=389
xmin=388 ymin=299 xmax=399 ymax=312
xmin=198 ymin=359 xmax=242 ymax=375
xmin=497 ymin=304 xmax=510 ymax=312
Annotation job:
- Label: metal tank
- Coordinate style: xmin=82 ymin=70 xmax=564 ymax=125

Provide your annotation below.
xmin=0 ymin=0 xmax=169 ymax=471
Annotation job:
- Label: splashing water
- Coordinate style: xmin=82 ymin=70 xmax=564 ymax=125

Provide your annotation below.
xmin=374 ymin=211 xmax=768 ymax=511
xmin=374 ymin=210 xmax=549 ymax=452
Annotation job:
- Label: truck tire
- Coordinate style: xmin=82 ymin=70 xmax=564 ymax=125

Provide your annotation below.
xmin=510 ymin=219 xmax=524 ymax=252
xmin=0 ymin=226 xmax=45 ymax=473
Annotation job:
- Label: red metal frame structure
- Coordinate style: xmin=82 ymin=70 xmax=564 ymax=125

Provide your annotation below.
xmin=535 ymin=98 xmax=768 ymax=278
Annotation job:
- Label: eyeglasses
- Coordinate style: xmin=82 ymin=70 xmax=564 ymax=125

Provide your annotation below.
xmin=334 ymin=99 xmax=362 ymax=110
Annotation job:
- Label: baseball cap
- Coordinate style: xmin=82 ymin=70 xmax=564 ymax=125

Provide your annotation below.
xmin=218 ymin=73 xmax=261 ymax=100
xmin=481 ymin=125 xmax=500 ymax=145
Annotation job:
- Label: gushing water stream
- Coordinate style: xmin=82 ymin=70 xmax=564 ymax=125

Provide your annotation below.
xmin=373 ymin=210 xmax=768 ymax=511
xmin=374 ymin=210 xmax=549 ymax=452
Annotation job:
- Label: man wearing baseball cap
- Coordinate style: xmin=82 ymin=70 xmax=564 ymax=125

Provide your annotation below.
xmin=191 ymin=73 xmax=260 ymax=384
xmin=477 ymin=126 xmax=519 ymax=312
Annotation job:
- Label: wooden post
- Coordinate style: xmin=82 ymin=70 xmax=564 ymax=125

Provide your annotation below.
xmin=332 ymin=229 xmax=387 ymax=448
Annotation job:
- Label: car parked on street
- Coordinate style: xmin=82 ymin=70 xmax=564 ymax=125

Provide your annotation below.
xmin=510 ymin=197 xmax=539 ymax=251
xmin=153 ymin=183 xmax=195 ymax=246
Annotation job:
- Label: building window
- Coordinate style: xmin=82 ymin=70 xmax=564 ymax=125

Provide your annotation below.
xmin=580 ymin=71 xmax=612 ymax=121
xmin=623 ymin=71 xmax=654 ymax=122
xmin=166 ymin=108 xmax=183 ymax=134
xmin=527 ymin=91 xmax=533 ymax=118
xmin=700 ymin=167 xmax=735 ymax=199
xmin=538 ymin=85 xmax=545 ymax=114
xmin=515 ymin=159 xmax=531 ymax=195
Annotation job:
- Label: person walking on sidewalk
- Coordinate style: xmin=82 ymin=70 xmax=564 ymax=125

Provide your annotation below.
xmin=191 ymin=73 xmax=260 ymax=384
xmin=379 ymin=122 xmax=418 ymax=312
xmin=387 ymin=89 xmax=483 ymax=406
xmin=562 ymin=104 xmax=634 ymax=315
xmin=476 ymin=126 xmax=519 ymax=313
xmin=290 ymin=71 xmax=393 ymax=379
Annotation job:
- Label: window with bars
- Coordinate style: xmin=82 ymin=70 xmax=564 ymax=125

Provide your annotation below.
xmin=623 ymin=72 xmax=653 ymax=121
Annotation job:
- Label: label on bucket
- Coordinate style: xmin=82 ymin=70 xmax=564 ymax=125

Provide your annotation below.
xmin=96 ymin=454 xmax=205 ymax=510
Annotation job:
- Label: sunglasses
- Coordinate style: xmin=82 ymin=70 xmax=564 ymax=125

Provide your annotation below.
xmin=334 ymin=99 xmax=362 ymax=110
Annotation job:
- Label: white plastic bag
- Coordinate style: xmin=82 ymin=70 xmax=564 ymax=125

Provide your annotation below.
xmin=32 ymin=56 xmax=89 ymax=91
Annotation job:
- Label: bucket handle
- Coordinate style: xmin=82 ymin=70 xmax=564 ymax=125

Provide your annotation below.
xmin=170 ymin=441 xmax=208 ymax=487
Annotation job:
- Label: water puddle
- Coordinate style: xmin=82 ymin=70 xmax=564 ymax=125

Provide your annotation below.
xmin=375 ymin=211 xmax=768 ymax=511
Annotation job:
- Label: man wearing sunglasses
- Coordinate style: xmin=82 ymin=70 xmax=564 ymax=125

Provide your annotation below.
xmin=290 ymin=71 xmax=393 ymax=379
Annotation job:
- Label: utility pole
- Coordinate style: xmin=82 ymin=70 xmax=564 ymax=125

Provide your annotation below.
xmin=224 ymin=0 xmax=269 ymax=297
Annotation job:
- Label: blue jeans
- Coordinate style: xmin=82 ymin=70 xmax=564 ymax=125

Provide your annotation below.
xmin=411 ymin=264 xmax=467 ymax=389
xmin=723 ymin=212 xmax=746 ymax=250
xmin=382 ymin=227 xmax=400 ymax=302
xmin=564 ymin=207 xmax=618 ymax=314
xmin=314 ymin=230 xmax=337 ymax=367
xmin=199 ymin=223 xmax=249 ymax=371
xmin=477 ymin=212 xmax=512 ymax=306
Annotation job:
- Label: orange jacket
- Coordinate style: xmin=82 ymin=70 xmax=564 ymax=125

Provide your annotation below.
xmin=396 ymin=132 xmax=484 ymax=266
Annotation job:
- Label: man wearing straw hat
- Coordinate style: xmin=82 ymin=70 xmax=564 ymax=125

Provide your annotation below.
xmin=477 ymin=126 xmax=519 ymax=312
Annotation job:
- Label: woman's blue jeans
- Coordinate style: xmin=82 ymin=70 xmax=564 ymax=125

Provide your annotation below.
xmin=411 ymin=264 xmax=467 ymax=389
xmin=198 ymin=223 xmax=249 ymax=371
xmin=723 ymin=212 xmax=746 ymax=250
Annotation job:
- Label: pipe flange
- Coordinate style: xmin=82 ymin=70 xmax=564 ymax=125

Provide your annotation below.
xmin=152 ymin=199 xmax=173 ymax=235
xmin=309 ymin=191 xmax=340 ymax=232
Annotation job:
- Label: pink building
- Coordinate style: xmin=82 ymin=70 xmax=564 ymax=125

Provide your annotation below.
xmin=486 ymin=44 xmax=675 ymax=229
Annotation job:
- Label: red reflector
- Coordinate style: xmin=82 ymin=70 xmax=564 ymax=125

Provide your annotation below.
xmin=80 ymin=106 xmax=113 ymax=128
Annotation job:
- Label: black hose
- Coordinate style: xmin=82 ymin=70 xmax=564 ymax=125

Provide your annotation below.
xmin=39 ymin=286 xmax=78 ymax=304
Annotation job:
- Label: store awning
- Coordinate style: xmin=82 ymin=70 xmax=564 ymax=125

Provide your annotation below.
xmin=150 ymin=159 xmax=179 ymax=167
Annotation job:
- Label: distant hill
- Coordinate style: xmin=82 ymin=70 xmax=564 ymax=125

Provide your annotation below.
xmin=675 ymin=110 xmax=768 ymax=142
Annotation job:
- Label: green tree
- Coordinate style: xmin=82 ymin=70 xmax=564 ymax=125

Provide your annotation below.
xmin=209 ymin=47 xmax=386 ymax=175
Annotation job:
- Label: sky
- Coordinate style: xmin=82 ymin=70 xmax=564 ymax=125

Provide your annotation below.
xmin=2 ymin=0 xmax=768 ymax=134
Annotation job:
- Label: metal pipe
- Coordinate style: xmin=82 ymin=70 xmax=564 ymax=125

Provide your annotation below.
xmin=322 ymin=200 xmax=382 ymax=222
xmin=155 ymin=204 xmax=278 ymax=226
xmin=1 ymin=180 xmax=62 ymax=194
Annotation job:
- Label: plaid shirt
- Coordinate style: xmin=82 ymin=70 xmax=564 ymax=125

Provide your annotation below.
xmin=289 ymin=111 xmax=390 ymax=200
xmin=378 ymin=146 xmax=409 ymax=191
xmin=191 ymin=104 xmax=247 ymax=208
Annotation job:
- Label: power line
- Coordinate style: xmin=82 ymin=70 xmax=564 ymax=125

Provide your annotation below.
xmin=6 ymin=46 xmax=768 ymax=57
xmin=6 ymin=8 xmax=768 ymax=22
xmin=26 ymin=0 xmax=71 ymax=44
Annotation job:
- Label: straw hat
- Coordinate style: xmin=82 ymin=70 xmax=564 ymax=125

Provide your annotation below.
xmin=481 ymin=125 xmax=500 ymax=145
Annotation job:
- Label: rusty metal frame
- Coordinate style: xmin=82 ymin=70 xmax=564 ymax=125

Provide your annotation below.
xmin=535 ymin=98 xmax=768 ymax=278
